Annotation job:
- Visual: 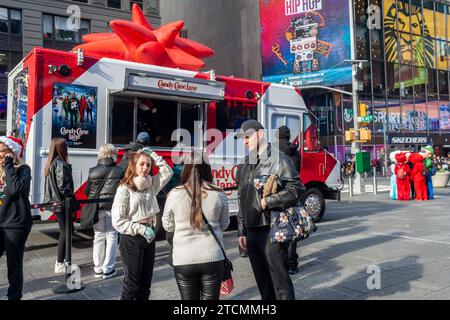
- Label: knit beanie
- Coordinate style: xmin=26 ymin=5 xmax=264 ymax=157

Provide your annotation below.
xmin=276 ymin=126 xmax=291 ymax=140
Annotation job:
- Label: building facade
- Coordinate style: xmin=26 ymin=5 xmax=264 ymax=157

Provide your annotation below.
xmin=162 ymin=0 xmax=450 ymax=159
xmin=0 ymin=0 xmax=161 ymax=132
xmin=160 ymin=0 xmax=262 ymax=80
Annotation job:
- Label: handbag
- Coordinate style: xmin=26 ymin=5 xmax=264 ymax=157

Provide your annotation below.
xmin=254 ymin=174 xmax=317 ymax=244
xmin=201 ymin=212 xmax=234 ymax=295
xmin=80 ymin=167 xmax=114 ymax=229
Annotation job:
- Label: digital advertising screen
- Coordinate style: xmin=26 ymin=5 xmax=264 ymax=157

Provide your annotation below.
xmin=260 ymin=0 xmax=353 ymax=87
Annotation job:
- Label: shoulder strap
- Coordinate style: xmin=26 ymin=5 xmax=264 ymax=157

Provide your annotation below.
xmin=201 ymin=211 xmax=228 ymax=260
xmin=92 ymin=166 xmax=115 ymax=199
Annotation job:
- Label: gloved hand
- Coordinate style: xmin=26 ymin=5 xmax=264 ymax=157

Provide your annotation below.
xmin=425 ymin=158 xmax=433 ymax=169
xmin=140 ymin=147 xmax=154 ymax=156
xmin=142 ymin=227 xmax=155 ymax=243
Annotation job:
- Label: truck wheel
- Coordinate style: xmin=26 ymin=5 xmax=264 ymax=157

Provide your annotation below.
xmin=303 ymin=188 xmax=325 ymax=223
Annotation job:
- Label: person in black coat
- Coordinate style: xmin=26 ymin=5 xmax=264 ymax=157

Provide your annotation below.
xmin=275 ymin=126 xmax=301 ymax=275
xmin=85 ymin=144 xmax=124 ymax=279
xmin=0 ymin=136 xmax=32 ymax=300
xmin=43 ymin=137 xmax=77 ymax=274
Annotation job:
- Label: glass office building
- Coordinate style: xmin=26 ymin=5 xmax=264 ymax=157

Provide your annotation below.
xmin=303 ymin=0 xmax=450 ymax=160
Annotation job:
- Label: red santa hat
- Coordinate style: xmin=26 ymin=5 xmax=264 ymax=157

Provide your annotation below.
xmin=0 ymin=136 xmax=24 ymax=158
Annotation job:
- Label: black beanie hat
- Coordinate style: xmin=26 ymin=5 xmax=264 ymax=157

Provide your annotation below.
xmin=277 ymin=125 xmax=291 ymax=140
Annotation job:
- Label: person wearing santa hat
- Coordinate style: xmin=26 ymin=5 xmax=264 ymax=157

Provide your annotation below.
xmin=0 ymin=136 xmax=32 ymax=300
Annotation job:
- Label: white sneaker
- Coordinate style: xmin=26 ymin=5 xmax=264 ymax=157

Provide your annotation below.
xmin=54 ymin=262 xmax=65 ymax=274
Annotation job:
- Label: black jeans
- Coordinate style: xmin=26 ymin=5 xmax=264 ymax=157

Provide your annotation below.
xmin=174 ymin=261 xmax=224 ymax=300
xmin=288 ymin=239 xmax=299 ymax=270
xmin=55 ymin=210 xmax=74 ymax=263
xmin=246 ymin=226 xmax=295 ymax=300
xmin=119 ymin=234 xmax=156 ymax=300
xmin=0 ymin=227 xmax=30 ymax=300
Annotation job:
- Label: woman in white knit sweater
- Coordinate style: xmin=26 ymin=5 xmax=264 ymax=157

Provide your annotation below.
xmin=162 ymin=152 xmax=229 ymax=300
xmin=112 ymin=147 xmax=173 ymax=300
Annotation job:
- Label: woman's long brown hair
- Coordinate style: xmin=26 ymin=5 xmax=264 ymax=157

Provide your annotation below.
xmin=180 ymin=152 xmax=223 ymax=230
xmin=44 ymin=137 xmax=68 ymax=177
xmin=120 ymin=152 xmax=155 ymax=191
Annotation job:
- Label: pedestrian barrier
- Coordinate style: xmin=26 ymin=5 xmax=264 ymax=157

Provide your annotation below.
xmin=29 ymin=186 xmax=238 ymax=294
xmin=31 ymin=197 xmax=114 ymax=294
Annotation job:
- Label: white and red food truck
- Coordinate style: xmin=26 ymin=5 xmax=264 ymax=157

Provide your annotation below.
xmin=7 ymin=47 xmax=343 ymax=227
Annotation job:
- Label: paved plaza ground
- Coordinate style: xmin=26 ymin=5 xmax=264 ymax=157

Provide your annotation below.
xmin=1 ymin=178 xmax=450 ymax=300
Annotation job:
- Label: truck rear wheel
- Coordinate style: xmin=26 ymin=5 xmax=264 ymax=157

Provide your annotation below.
xmin=303 ymin=188 xmax=325 ymax=223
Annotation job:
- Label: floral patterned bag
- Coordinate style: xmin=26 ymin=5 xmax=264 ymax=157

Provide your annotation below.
xmin=254 ymin=174 xmax=317 ymax=244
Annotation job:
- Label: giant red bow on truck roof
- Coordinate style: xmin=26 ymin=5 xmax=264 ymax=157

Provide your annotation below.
xmin=73 ymin=4 xmax=215 ymax=70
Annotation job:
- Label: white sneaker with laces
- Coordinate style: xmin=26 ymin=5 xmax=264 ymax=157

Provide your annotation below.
xmin=54 ymin=262 xmax=65 ymax=274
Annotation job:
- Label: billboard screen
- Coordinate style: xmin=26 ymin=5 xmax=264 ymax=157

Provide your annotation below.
xmin=260 ymin=0 xmax=352 ymax=87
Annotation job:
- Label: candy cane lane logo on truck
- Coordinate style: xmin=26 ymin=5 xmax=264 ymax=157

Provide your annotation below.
xmin=157 ymin=79 xmax=198 ymax=93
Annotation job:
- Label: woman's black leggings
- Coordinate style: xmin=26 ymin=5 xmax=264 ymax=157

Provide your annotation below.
xmin=55 ymin=210 xmax=74 ymax=263
xmin=174 ymin=260 xmax=224 ymax=300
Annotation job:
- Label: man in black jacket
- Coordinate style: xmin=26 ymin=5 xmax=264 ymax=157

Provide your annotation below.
xmin=236 ymin=120 xmax=305 ymax=300
xmin=275 ymin=126 xmax=301 ymax=275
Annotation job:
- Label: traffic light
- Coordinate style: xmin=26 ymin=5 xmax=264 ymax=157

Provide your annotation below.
xmin=359 ymin=102 xmax=369 ymax=117
xmin=359 ymin=128 xmax=372 ymax=141
xmin=345 ymin=129 xmax=356 ymax=142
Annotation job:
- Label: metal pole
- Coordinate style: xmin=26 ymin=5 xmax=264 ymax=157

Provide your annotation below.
xmin=349 ymin=175 xmax=353 ymax=198
xmin=348 ymin=0 xmax=365 ymax=195
xmin=334 ymin=135 xmax=338 ymax=159
xmin=373 ymin=166 xmax=378 ymax=195
xmin=383 ymin=117 xmax=388 ymax=177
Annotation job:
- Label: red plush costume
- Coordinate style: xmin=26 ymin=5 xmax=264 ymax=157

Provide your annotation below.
xmin=408 ymin=153 xmax=428 ymax=201
xmin=394 ymin=153 xmax=411 ymax=200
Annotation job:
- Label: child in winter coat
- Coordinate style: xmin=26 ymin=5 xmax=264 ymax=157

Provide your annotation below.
xmin=394 ymin=153 xmax=410 ymax=201
xmin=408 ymin=153 xmax=428 ymax=201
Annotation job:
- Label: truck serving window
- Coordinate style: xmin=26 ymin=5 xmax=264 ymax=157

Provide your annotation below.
xmin=111 ymin=95 xmax=134 ymax=145
xmin=215 ymin=100 xmax=257 ymax=132
xmin=111 ymin=96 xmax=202 ymax=148
xmin=137 ymin=98 xmax=178 ymax=147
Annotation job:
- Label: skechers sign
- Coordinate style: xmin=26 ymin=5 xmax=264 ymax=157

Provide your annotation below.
xmin=389 ymin=136 xmax=430 ymax=144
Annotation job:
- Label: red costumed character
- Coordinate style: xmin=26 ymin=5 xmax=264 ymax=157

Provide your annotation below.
xmin=394 ymin=153 xmax=411 ymax=200
xmin=408 ymin=153 xmax=428 ymax=201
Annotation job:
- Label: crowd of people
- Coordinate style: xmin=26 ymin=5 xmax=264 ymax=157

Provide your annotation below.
xmin=389 ymin=146 xmax=443 ymax=201
xmin=0 ymin=119 xmax=307 ymax=301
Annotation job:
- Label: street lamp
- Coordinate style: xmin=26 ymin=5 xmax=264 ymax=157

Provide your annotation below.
xmin=344 ymin=59 xmax=368 ymax=194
